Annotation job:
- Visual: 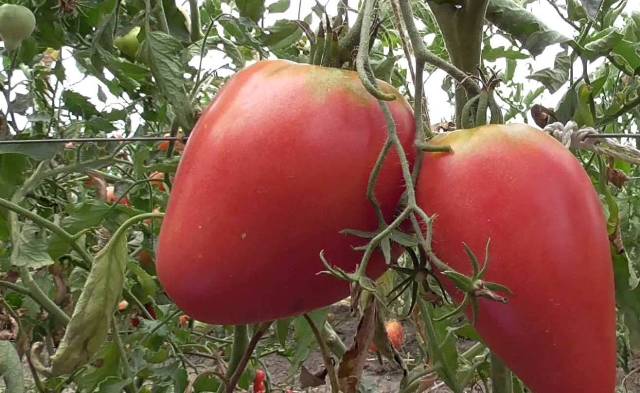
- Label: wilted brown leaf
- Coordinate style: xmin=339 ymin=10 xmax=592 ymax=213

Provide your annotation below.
xmin=338 ymin=296 xmax=377 ymax=393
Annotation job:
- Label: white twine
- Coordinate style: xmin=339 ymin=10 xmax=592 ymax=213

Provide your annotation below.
xmin=542 ymin=121 xmax=600 ymax=150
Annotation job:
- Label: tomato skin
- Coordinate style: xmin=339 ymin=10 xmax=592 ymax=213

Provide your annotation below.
xmin=157 ymin=60 xmax=415 ymax=325
xmin=416 ymin=124 xmax=616 ymax=393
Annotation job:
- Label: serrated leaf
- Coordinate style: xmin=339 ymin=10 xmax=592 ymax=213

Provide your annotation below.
xmin=486 ymin=0 xmax=572 ymax=56
xmin=51 ymin=221 xmax=130 ymax=375
xmin=11 ymin=222 xmax=55 ymax=269
xmin=528 ymin=53 xmax=572 ymax=93
xmin=62 ymin=91 xmax=99 ymax=118
xmin=141 ymin=31 xmax=194 ymax=131
xmin=583 ymin=27 xmax=624 ymax=60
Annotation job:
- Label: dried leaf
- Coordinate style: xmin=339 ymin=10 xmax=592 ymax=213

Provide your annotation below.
xmin=50 ymin=223 xmax=129 ymax=375
xmin=338 ymin=297 xmax=377 ymax=393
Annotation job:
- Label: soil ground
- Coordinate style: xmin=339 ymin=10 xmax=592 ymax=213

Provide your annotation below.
xmin=260 ymin=300 xmax=640 ymax=393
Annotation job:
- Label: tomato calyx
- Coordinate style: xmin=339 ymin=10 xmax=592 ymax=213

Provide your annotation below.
xmin=436 ymin=241 xmax=512 ymax=324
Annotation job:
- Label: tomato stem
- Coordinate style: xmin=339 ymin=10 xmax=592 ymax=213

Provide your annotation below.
xmin=304 ymin=315 xmax=340 ymax=392
xmin=490 ymin=352 xmax=514 ymax=393
xmin=222 ymin=322 xmax=272 ymax=393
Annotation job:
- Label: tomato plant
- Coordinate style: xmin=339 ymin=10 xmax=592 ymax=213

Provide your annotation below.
xmin=1 ymin=0 xmax=639 ymax=391
xmin=416 ymin=124 xmax=617 ymax=392
xmin=157 ymin=60 xmax=416 ymax=325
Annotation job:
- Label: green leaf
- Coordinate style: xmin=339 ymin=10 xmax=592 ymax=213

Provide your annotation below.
xmin=0 ymin=141 xmax=62 ymax=160
xmin=51 ymin=219 xmax=131 ymax=375
xmin=275 ymin=317 xmax=292 ymax=348
xmin=567 ymin=0 xmax=588 ymax=22
xmin=419 ymin=300 xmax=462 ymax=393
xmin=61 ymin=201 xmax=112 ymax=234
xmin=268 ymin=0 xmax=290 ymax=13
xmin=289 ymin=309 xmax=327 ymax=375
xmin=380 ymin=236 xmax=392 ymax=264
xmin=0 ymin=341 xmax=24 ymax=393
xmin=486 ymin=0 xmax=572 ymax=56
xmin=261 ymin=20 xmax=302 ymax=51
xmin=96 ymin=377 xmax=132 ymax=393
xmin=62 ymin=91 xmax=99 ymax=118
xmin=528 ymin=53 xmax=572 ymax=93
xmin=580 ymin=0 xmax=603 ymax=19
xmin=0 ymin=154 xmax=29 ymax=198
xmin=482 ymin=46 xmax=529 ymax=62
xmin=75 ymin=343 xmax=121 ymax=392
xmin=236 ymin=0 xmax=265 ymax=22
xmin=613 ymin=250 xmax=640 ymax=350
xmin=583 ymin=27 xmax=624 ymax=60
xmin=141 ymin=31 xmax=194 ymax=131
xmin=11 ymin=222 xmax=54 ymax=269
xmin=128 ymin=261 xmax=158 ymax=300
xmin=162 ymin=0 xmax=191 ymax=42
xmin=555 ymin=85 xmax=578 ymax=123
xmin=612 ymin=40 xmax=640 ymax=74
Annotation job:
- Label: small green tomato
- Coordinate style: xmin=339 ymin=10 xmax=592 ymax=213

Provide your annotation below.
xmin=0 ymin=4 xmax=36 ymax=51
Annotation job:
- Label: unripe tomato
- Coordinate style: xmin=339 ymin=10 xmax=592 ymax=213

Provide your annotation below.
xmin=157 ymin=60 xmax=415 ymax=324
xmin=0 ymin=4 xmax=36 ymax=51
xmin=114 ymin=26 xmax=141 ymax=59
xmin=416 ymin=124 xmax=616 ymax=393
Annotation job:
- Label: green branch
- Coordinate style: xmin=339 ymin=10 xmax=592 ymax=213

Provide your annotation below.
xmin=19 ymin=266 xmax=71 ymax=325
xmin=398 ymin=0 xmax=480 ymax=97
xmin=426 ymin=0 xmax=490 ymax=126
xmin=0 ymin=196 xmax=93 ymax=269
xmin=188 ymin=0 xmax=202 ymax=42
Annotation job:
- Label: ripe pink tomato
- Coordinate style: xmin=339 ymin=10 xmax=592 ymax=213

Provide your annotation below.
xmin=157 ymin=60 xmax=415 ymax=324
xmin=416 ymin=124 xmax=616 ymax=393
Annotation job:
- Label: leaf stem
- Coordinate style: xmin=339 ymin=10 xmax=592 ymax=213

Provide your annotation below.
xmin=19 ymin=267 xmax=70 ymax=325
xmin=304 ymin=314 xmax=340 ymax=393
xmin=223 ymin=322 xmax=272 ymax=393
xmin=0 ymin=196 xmax=93 ymax=270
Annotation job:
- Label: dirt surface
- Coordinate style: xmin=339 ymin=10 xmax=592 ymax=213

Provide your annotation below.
xmin=14 ymin=299 xmax=640 ymax=392
xmin=260 ymin=300 xmax=640 ymax=393
xmin=260 ymin=300 xmax=468 ymax=393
